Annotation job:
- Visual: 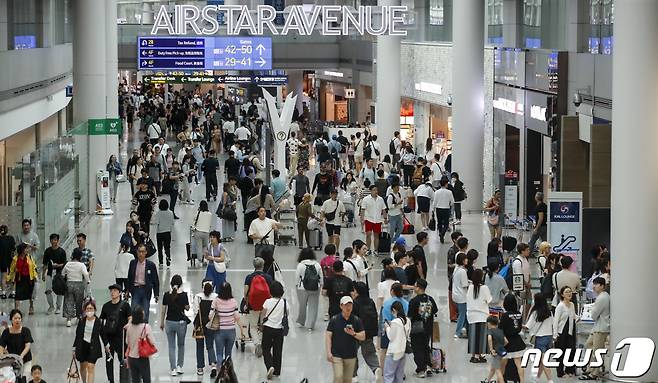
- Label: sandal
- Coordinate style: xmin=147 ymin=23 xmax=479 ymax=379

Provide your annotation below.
xmin=579 ymin=374 xmax=596 ymax=380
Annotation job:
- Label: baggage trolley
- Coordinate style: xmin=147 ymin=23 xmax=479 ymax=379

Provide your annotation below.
xmin=276 ymin=208 xmax=297 ymax=246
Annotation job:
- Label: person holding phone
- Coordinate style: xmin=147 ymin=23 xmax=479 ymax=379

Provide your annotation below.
xmin=326 ymin=296 xmax=366 ymax=383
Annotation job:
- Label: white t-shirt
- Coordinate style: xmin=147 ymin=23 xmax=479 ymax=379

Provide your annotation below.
xmin=147 ymin=123 xmax=161 ymax=139
xmin=248 ymin=218 xmax=279 ymax=244
xmin=115 ymin=251 xmax=135 ymax=279
xmin=414 ymin=184 xmax=434 ymax=199
xmin=451 ymin=266 xmax=469 ymax=304
xmin=360 ymin=195 xmax=387 ymax=223
xmin=386 ymin=191 xmax=404 ymax=217
xmin=234 ymin=126 xmax=251 ymax=141
xmin=353 ymin=139 xmax=364 ymax=156
xmin=223 ymin=120 xmax=236 ymax=134
xmin=466 ymin=284 xmax=493 ymax=323
xmin=321 ymin=199 xmax=345 ymax=226
xmin=432 ymin=188 xmax=455 ymax=210
xmin=377 ymin=279 xmax=398 ymax=301
xmin=262 ymin=297 xmax=288 ymax=329
xmin=194 ymin=211 xmax=213 ymax=233
xmin=512 ymin=255 xmax=531 ymax=284
xmin=430 ymin=162 xmax=442 ymax=182
xmin=343 ymin=257 xmax=366 ymax=283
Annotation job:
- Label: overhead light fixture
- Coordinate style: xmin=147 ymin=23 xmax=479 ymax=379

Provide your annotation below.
xmin=323 ymin=71 xmax=344 ymax=78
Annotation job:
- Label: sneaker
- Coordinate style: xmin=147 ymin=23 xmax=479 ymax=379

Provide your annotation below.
xmin=171 ymin=370 xmax=177 ymax=376
xmin=66 ymin=319 xmax=72 ymax=327
xmin=267 ymin=367 xmax=275 ymax=379
xmin=324 ymin=313 xmax=329 ymax=322
xmin=0 ymin=294 xmax=6 ymax=299
xmin=210 ymin=368 xmax=217 ymax=378
xmin=8 ymin=292 xmax=14 ymax=299
xmin=414 ymin=371 xmax=426 ymax=378
xmin=176 ymin=366 xmax=183 ymax=375
xmin=196 ymin=368 xmax=204 ymax=375
xmin=55 ymin=308 xmax=61 ymax=315
xmin=255 ymin=344 xmax=263 ymax=358
xmin=47 ymin=306 xmax=54 ymax=315
xmin=454 ymin=220 xmax=461 ymax=225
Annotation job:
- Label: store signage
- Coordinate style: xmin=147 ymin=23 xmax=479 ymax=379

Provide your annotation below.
xmin=138 ymin=36 xmax=272 ymax=70
xmin=88 ymin=119 xmax=122 ymax=136
xmin=151 ymin=5 xmax=407 ymax=36
xmin=142 ymin=74 xmax=288 ymax=85
xmin=493 ymin=97 xmax=523 ymax=115
xmin=345 ymin=88 xmax=356 ymax=99
xmin=323 ymin=71 xmax=344 ymax=78
xmin=548 ymin=192 xmax=582 ymax=274
xmin=530 ymin=105 xmax=547 ymax=121
xmin=414 ymin=82 xmax=442 ymax=95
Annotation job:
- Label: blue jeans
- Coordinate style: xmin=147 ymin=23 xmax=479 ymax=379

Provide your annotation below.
xmin=455 ymin=302 xmax=468 ymax=336
xmin=131 ymin=287 xmax=151 ymax=322
xmin=196 ymin=328 xmax=217 ymax=369
xmin=215 ymin=328 xmax=236 ymax=363
xmin=165 ymin=320 xmax=188 ymax=370
xmin=383 ymin=354 xmax=406 ymax=383
xmin=389 ymin=214 xmax=403 ymax=243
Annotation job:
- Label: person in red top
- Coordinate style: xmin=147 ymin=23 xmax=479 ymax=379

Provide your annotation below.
xmin=320 ymin=244 xmax=339 ymax=321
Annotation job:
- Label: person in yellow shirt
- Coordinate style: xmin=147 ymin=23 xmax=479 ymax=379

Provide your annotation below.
xmin=7 ymin=243 xmax=38 ymax=313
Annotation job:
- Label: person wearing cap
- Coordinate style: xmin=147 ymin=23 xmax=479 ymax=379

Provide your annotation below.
xmin=321 ymin=189 xmax=346 ymax=249
xmin=99 ymin=283 xmax=131 ymax=383
xmin=326 ymin=295 xmax=366 ymax=383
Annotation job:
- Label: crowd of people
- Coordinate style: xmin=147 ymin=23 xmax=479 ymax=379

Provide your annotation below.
xmin=0 ymin=82 xmax=613 ymax=383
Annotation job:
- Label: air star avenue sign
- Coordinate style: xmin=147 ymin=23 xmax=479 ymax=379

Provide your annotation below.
xmin=138 ymin=37 xmax=272 ymax=70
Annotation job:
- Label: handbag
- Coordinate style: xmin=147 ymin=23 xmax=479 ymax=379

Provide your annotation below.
xmin=210 ymin=245 xmax=227 ymax=273
xmin=116 ymin=174 xmax=127 ymax=183
xmin=254 ymin=229 xmax=275 ymax=258
xmin=487 ymin=212 xmax=500 ymax=226
xmin=324 ymin=201 xmax=339 ymax=222
xmin=145 ymin=237 xmax=157 ymax=258
xmin=138 ymin=324 xmax=157 ymax=358
xmin=221 ymin=206 xmax=237 ymax=221
xmin=52 ymin=272 xmax=67 ymax=295
xmin=217 ymin=357 xmax=239 ymax=383
xmin=206 ymin=309 xmax=222 ymax=331
xmin=192 ymin=299 xmax=205 ymax=339
xmin=67 ymin=357 xmax=80 ymax=382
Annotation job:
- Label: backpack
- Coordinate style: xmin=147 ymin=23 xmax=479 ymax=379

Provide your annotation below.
xmin=302 ymin=264 xmax=321 ymax=291
xmin=504 ymin=257 xmax=523 ymax=290
xmin=412 ymin=166 xmax=424 ymax=186
xmin=248 ymin=274 xmax=271 ymax=311
xmin=332 ymin=276 xmax=353 ymax=300
xmin=314 ymin=139 xmax=325 ymax=154
xmin=389 ymin=139 xmax=396 ymax=155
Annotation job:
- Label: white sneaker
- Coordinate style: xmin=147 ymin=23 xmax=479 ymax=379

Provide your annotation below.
xmin=171 ymin=370 xmax=177 ymax=376
xmin=267 ymin=367 xmax=275 ymax=379
xmin=176 ymin=366 xmax=183 ymax=374
xmin=66 ymin=320 xmax=72 ymax=327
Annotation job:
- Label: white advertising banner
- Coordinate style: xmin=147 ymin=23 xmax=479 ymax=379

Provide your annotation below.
xmin=548 ymin=192 xmax=582 ymax=274
xmin=504 ymin=185 xmax=518 ymax=220
xmin=96 ymin=170 xmax=113 ymax=215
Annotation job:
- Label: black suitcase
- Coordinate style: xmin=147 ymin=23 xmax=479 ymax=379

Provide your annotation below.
xmin=378 ymin=232 xmax=391 ymax=255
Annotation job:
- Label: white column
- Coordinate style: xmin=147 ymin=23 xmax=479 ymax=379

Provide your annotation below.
xmin=502 ymin=0 xmax=522 ymax=48
xmin=141 ymin=2 xmax=153 ymax=24
xmin=0 ymin=0 xmax=7 ymax=51
xmin=349 ymin=70 xmax=360 ymax=124
xmin=106 ymin=0 xmax=118 ymax=119
xmin=288 ymin=70 xmax=304 ymax=115
xmin=610 ymin=2 xmax=658 ymax=381
xmin=375 ymin=0 xmax=401 ymax=146
xmin=451 ymin=0 xmax=484 ymax=212
xmin=73 ymin=0 xmax=117 ymax=212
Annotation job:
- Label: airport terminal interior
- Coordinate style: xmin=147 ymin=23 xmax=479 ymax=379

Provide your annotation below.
xmin=0 ymin=0 xmax=653 ymax=382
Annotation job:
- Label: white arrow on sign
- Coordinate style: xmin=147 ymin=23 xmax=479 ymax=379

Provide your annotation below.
xmin=141 ymin=61 xmax=147 ymax=66
xmin=256 ymin=44 xmax=265 ymax=55
xmin=256 ymin=57 xmax=266 ymax=67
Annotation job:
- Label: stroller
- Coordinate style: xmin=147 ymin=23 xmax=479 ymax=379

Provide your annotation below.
xmin=0 ymin=354 xmax=24 ymax=383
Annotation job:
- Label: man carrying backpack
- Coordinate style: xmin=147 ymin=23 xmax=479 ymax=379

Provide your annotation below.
xmin=295 ymin=248 xmax=323 ymax=331
xmin=351 ymin=281 xmax=382 ymax=381
xmin=322 ymin=260 xmax=354 ymax=318
xmin=243 ymin=257 xmax=273 ymax=357
xmin=408 ymin=279 xmax=438 ymax=378
xmin=511 ymin=243 xmax=532 ymax=320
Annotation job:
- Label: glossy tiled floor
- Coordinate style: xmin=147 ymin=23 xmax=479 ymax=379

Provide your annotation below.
xmin=21 ymin=128 xmax=586 ymax=382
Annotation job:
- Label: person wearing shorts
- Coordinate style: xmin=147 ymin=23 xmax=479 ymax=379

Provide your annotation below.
xmin=359 ymin=185 xmax=387 ymax=254
xmin=321 ymin=190 xmax=346 ymax=250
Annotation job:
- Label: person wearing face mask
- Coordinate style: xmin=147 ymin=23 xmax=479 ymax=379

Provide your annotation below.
xmin=160 ymin=275 xmax=190 ymax=376
xmin=73 ymin=301 xmax=105 ymax=383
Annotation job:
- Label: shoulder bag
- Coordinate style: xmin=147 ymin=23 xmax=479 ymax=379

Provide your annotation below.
xmin=207 ymin=308 xmax=222 ymax=331
xmin=138 ymin=324 xmax=157 ymax=358
xmin=211 ymin=244 xmax=227 ymax=273
xmin=259 ymin=298 xmax=282 ymax=332
xmin=67 ymin=356 xmax=80 ymax=382
xmin=192 ymin=297 xmax=205 ymax=339
xmin=324 ymin=201 xmax=339 ymax=222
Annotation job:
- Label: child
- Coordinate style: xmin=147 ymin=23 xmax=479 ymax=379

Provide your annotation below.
xmin=485 ymin=316 xmax=507 ymax=383
xmin=29 ymin=365 xmax=46 ymax=383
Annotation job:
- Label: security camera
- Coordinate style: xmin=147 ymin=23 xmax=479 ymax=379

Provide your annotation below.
xmin=446 ymin=94 xmax=453 ymax=106
xmin=573 ymin=92 xmax=582 ymax=107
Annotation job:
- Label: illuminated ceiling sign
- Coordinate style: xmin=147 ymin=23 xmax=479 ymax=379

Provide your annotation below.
xmin=530 ymin=105 xmax=547 ymax=121
xmin=323 ymin=71 xmax=344 ymax=78
xmin=414 ymin=82 xmax=442 ymax=95
xmin=493 ymin=97 xmax=523 ymax=115
xmin=151 ymin=5 xmax=408 ymax=36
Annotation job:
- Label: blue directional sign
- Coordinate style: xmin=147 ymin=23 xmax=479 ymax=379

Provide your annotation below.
xmin=138 ymin=37 xmax=272 ymax=71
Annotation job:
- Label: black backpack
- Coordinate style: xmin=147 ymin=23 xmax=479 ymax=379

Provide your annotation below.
xmin=389 ymin=139 xmax=396 ymax=155
xmin=302 ymin=264 xmax=321 ymax=291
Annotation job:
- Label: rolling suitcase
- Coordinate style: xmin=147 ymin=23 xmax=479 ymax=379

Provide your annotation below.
xmin=377 ymin=231 xmax=391 ymax=255
xmin=309 ymin=229 xmax=323 ymax=250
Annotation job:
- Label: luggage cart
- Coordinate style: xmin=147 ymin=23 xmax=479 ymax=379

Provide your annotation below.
xmin=275 ymin=209 xmax=297 ymax=246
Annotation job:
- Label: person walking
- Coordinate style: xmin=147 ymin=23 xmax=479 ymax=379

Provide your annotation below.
xmin=523 ymin=293 xmax=554 ymax=383
xmin=204 ymin=231 xmax=227 ymax=294
xmin=321 ymin=189 xmax=346 ymax=250
xmin=580 ymin=277 xmax=610 ymax=381
xmin=125 ymin=306 xmax=155 ymax=383
xmin=73 ymin=301 xmax=104 ymax=383
xmin=296 ymin=194 xmax=313 ymax=249
xmin=408 ymin=279 xmax=438 ymax=378
xmin=202 ymin=150 xmax=220 ymax=201
xmin=219 ymin=182 xmax=238 ymax=242
xmin=209 ymin=282 xmax=242 ymax=371
xmin=132 ymin=181 xmax=157 ymax=234
xmin=528 ymin=192 xmax=547 ymax=253
xmin=192 ymin=201 xmax=213 ymax=263
xmin=326 ymin=295 xmax=366 ymax=383
xmin=452 ymin=253 xmax=469 ymax=338
xmin=432 ymin=178 xmax=454 ymax=243
xmin=386 ymin=182 xmax=404 ymax=243
xmin=127 ymin=244 xmax=159 ymax=322
xmin=359 ymin=185 xmax=388 ymax=254
xmin=192 ymin=280 xmax=218 ymax=376
xmin=500 ymin=294 xmax=527 ymax=383
xmin=42 ymin=233 xmax=66 ymax=315
xmin=0 ymin=225 xmax=16 ymax=300
xmin=153 ymin=199 xmax=174 ymax=268
xmin=106 ymin=155 xmax=123 ymax=203
xmin=166 ymin=161 xmax=183 ymax=219
xmin=0 ymin=309 xmax=33 ymax=377
xmin=99 ymin=284 xmax=131 ymax=383
xmin=383 ymin=301 xmax=411 ymax=383
xmin=62 ymin=251 xmax=90 ymax=327
xmin=350 ymin=281 xmax=381 ymax=381
xmin=295 ymin=248 xmax=322 ymax=330
xmin=484 ymin=190 xmax=502 ymax=239
xmin=450 ymin=172 xmax=466 ymax=224
xmin=7 ymin=243 xmax=37 ymax=313
xmin=260 ymin=281 xmax=288 ymax=379
xmin=553 ymin=286 xmax=577 ymax=378
xmin=466 ymin=269 xmax=492 ymax=363
xmin=160 ymin=275 xmax=189 ymax=376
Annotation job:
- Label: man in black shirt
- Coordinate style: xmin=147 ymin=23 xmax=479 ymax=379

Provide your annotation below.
xmin=42 ymin=233 xmax=66 ymax=314
xmin=322 ymin=261 xmax=354 ymax=317
xmin=408 ymin=279 xmax=438 ymax=377
xmin=224 ymin=150 xmax=241 ymax=179
xmin=528 ymin=192 xmax=548 ymax=253
xmin=312 ymin=168 xmax=332 ymax=203
xmin=0 ymin=225 xmax=15 ymax=299
xmin=202 ymin=149 xmax=220 ymax=201
xmin=136 ymin=168 xmax=156 ymax=195
xmin=100 ymin=284 xmax=132 ymax=383
xmin=132 ymin=181 xmax=157 ymax=234
xmin=412 ymin=232 xmax=429 ymax=280
xmin=325 ymin=295 xmax=366 ymax=382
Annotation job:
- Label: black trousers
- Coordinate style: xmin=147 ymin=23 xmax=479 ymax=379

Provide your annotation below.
xmin=138 ymin=212 xmax=152 ymax=234
xmin=435 ymin=208 xmax=451 ymax=238
xmin=128 ymin=357 xmax=151 ymax=383
xmin=411 ymin=332 xmax=431 ymax=373
xmin=403 ymin=165 xmax=414 ymax=187
xmin=205 ymin=176 xmax=218 ymax=199
xmin=106 ymin=334 xmax=130 ymax=383
xmin=555 ymin=321 xmax=576 ymax=377
xmin=262 ymin=326 xmax=284 ymax=375
xmin=294 ymin=195 xmax=303 ymax=207
xmin=454 ymin=202 xmax=462 ymax=220
xmin=156 ymin=232 xmax=171 ymax=265
xmin=169 ymin=190 xmax=178 ymax=215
